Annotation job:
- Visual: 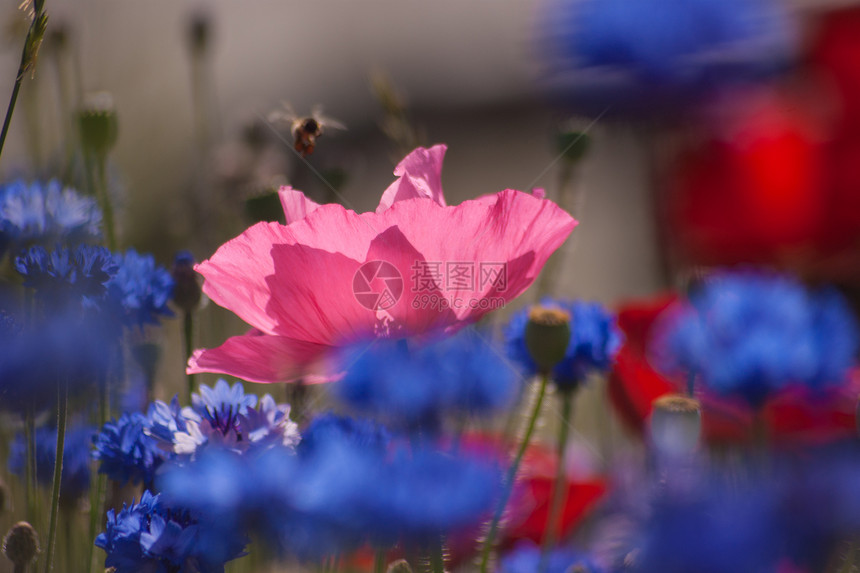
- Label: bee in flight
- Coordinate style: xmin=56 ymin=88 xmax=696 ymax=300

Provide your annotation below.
xmin=268 ymin=103 xmax=346 ymax=157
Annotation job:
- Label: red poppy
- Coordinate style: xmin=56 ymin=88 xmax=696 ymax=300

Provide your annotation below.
xmin=443 ymin=434 xmax=606 ymax=564
xmin=608 ymin=294 xmax=859 ymax=445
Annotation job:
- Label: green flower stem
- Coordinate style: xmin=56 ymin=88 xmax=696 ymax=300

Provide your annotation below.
xmin=0 ymin=5 xmax=48 ymax=164
xmin=534 ymin=161 xmax=576 ymax=298
xmin=428 ymin=542 xmax=445 ymax=573
xmin=184 ymin=310 xmax=195 ymax=400
xmin=539 ymin=389 xmax=575 ymax=572
xmin=43 ymin=379 xmax=68 ymax=573
xmin=24 ymin=407 xmax=35 ymax=519
xmin=686 ymin=370 xmax=695 ymax=397
xmin=93 ymin=154 xmax=116 ymax=251
xmin=374 ymin=549 xmax=387 ymax=573
xmin=479 ymin=374 xmax=550 ymax=573
xmin=86 ymin=373 xmax=109 ymax=573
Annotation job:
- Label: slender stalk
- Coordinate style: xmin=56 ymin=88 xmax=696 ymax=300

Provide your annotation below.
xmin=428 ymin=542 xmax=444 ymax=573
xmin=534 ymin=162 xmax=575 ymax=298
xmin=0 ymin=77 xmax=24 ymax=163
xmin=184 ymin=310 xmax=195 ymax=400
xmin=373 ymin=549 xmax=387 ymax=573
xmin=94 ymin=154 xmax=116 ymax=251
xmin=539 ymin=390 xmax=575 ymax=572
xmin=24 ymin=407 xmax=37 ymax=523
xmin=86 ymin=373 xmax=109 ymax=573
xmin=478 ymin=374 xmax=550 ymax=573
xmin=0 ymin=4 xmax=47 ymax=163
xmin=43 ymin=379 xmax=68 ymax=573
xmin=686 ymin=370 xmax=695 ymax=397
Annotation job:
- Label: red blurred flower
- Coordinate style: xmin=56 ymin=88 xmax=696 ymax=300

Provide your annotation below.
xmin=666 ymin=89 xmax=825 ymax=267
xmin=666 ymin=5 xmax=860 ymax=275
xmin=608 ymin=293 xmax=859 ymax=445
xmin=445 ymin=435 xmax=606 ymax=564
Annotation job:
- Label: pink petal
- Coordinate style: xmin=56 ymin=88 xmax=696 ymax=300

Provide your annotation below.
xmin=364 ymin=226 xmax=459 ymax=336
xmin=195 ymin=222 xmax=286 ymax=336
xmin=265 ymin=241 xmax=384 ymax=344
xmin=187 ymin=329 xmax=334 ymax=384
xmin=377 ymin=189 xmax=577 ymax=322
xmin=376 ymin=145 xmax=448 ymax=213
xmin=278 ymin=186 xmax=321 ymax=224
xmin=196 ymin=206 xmax=382 ymax=340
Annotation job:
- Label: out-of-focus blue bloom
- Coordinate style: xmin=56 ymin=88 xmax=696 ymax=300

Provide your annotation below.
xmin=0 ymin=301 xmax=116 ymax=411
xmin=653 ymin=271 xmax=859 ymax=407
xmin=16 ymin=244 xmax=117 ymax=304
xmin=333 ymin=330 xmax=517 ymax=431
xmin=298 ymin=413 xmax=390 ymax=457
xmin=160 ymin=423 xmax=500 ymax=560
xmin=499 ymin=540 xmax=605 ymax=573
xmin=107 ymin=249 xmax=175 ymax=328
xmin=0 ymin=179 xmax=102 ymax=254
xmin=631 ymin=477 xmax=781 ymax=573
xmin=95 ymin=489 xmax=245 ymax=573
xmin=772 ymin=444 xmax=860 ymax=569
xmin=8 ymin=424 xmax=95 ymax=500
xmin=506 ymin=299 xmax=622 ymax=390
xmin=291 ymin=436 xmax=501 ymax=550
xmin=539 ymin=0 xmax=797 ymax=117
xmin=158 ymin=446 xmax=299 ymax=560
xmin=92 ymin=412 xmax=166 ymax=489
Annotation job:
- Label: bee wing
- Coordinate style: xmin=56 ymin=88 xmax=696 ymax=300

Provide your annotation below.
xmin=267 ymin=101 xmax=299 ymax=125
xmin=311 ymin=104 xmax=347 ymax=131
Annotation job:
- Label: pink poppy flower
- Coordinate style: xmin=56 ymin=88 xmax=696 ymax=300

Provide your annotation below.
xmin=188 ymin=145 xmax=577 ymax=384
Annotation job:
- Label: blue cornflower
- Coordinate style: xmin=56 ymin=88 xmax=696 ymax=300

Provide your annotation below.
xmin=540 ymin=0 xmax=796 ymax=116
xmin=0 ymin=179 xmax=102 ymax=253
xmin=95 ymin=490 xmax=245 ymax=573
xmin=92 ymin=412 xmax=167 ymax=489
xmin=238 ymin=394 xmax=301 ymax=450
xmin=499 ymin=541 xmax=605 ymax=573
xmin=107 ymin=249 xmax=175 ymax=328
xmin=8 ymin=424 xmax=95 ymax=500
xmin=150 ymin=381 xmax=299 ymax=457
xmin=653 ymin=271 xmax=859 ymax=407
xmin=333 ymin=330 xmax=517 ymax=431
xmin=506 ymin=299 xmax=622 ymax=390
xmin=15 ymin=244 xmax=117 ymax=303
xmin=188 ymin=378 xmax=257 ymax=431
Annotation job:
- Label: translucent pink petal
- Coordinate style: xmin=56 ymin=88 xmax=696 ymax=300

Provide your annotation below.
xmin=196 ymin=207 xmax=382 ymax=340
xmin=265 ymin=241 xmax=382 ymax=344
xmin=195 ymin=222 xmax=285 ymax=336
xmin=363 ymin=226 xmax=459 ymax=336
xmin=278 ymin=186 xmax=321 ymax=224
xmin=376 ymin=145 xmax=448 ymax=213
xmin=376 ymin=189 xmax=577 ymax=322
xmin=186 ymin=329 xmax=334 ymax=384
